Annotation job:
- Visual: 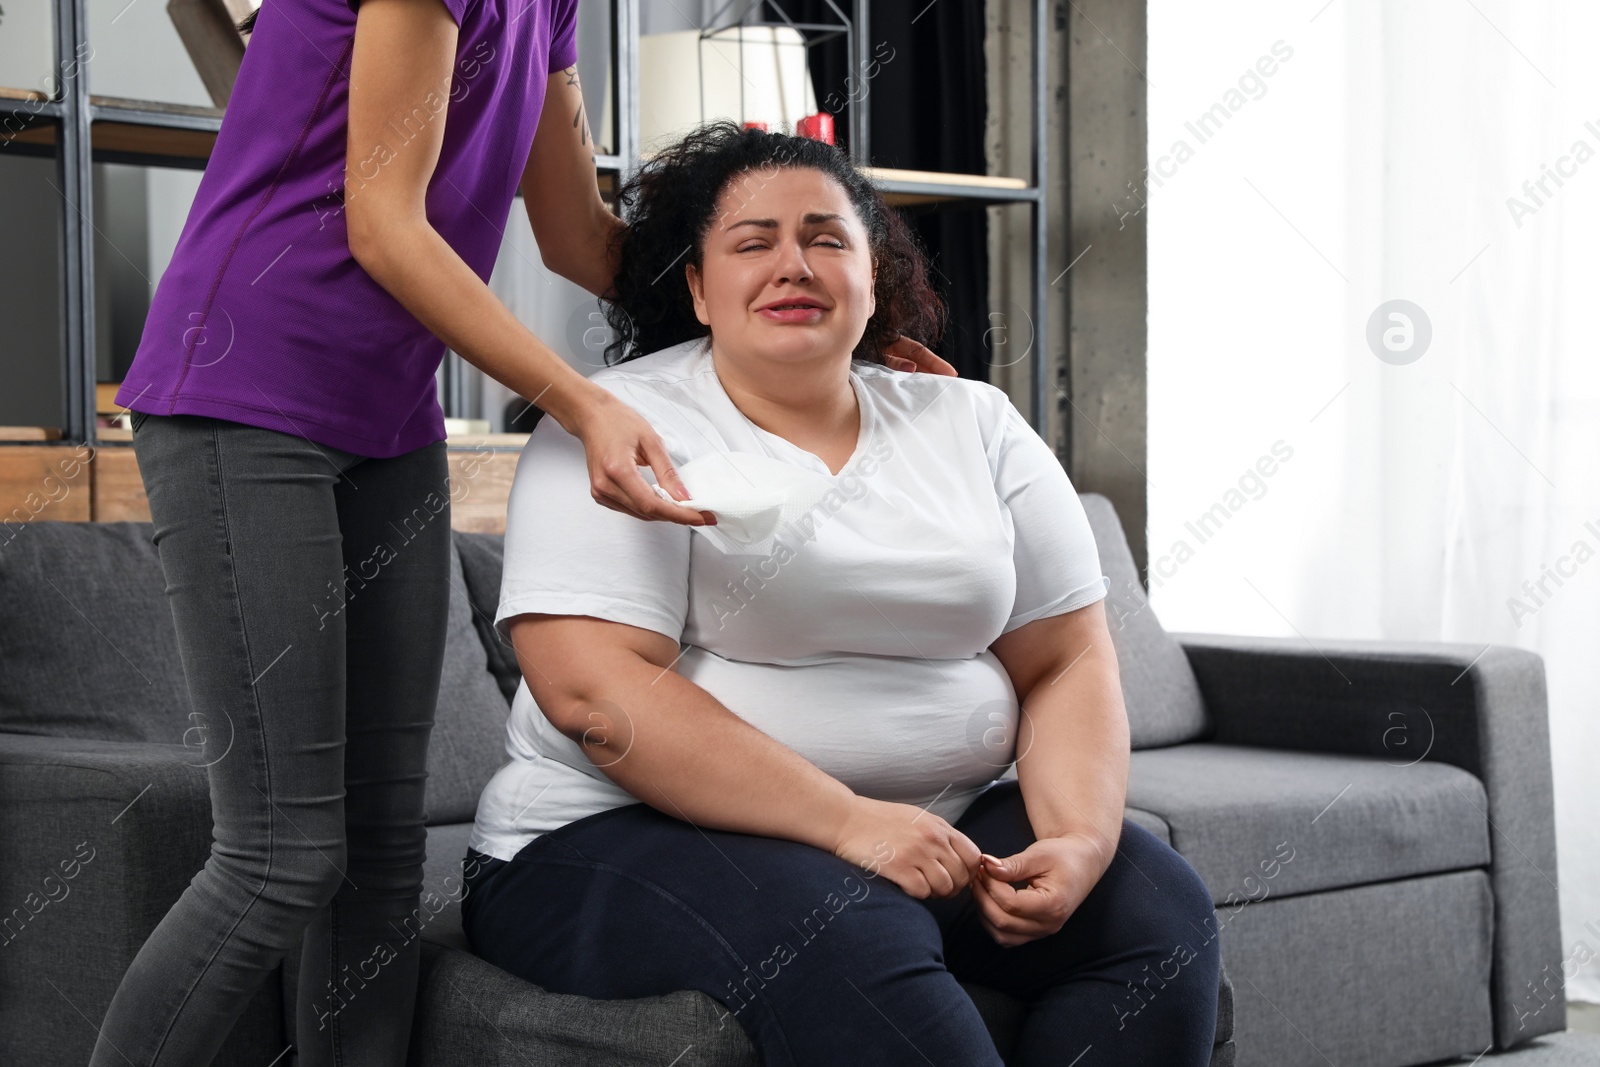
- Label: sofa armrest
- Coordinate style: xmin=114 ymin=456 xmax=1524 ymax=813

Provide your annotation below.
xmin=1172 ymin=632 xmax=1563 ymax=1048
xmin=0 ymin=734 xmax=232 ymax=1061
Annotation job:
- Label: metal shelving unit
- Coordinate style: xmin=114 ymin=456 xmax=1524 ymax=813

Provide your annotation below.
xmin=2 ymin=0 xmax=1050 ymax=446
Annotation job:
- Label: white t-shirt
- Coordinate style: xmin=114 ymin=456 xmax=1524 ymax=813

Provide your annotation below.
xmin=468 ymin=335 xmax=1109 ymax=861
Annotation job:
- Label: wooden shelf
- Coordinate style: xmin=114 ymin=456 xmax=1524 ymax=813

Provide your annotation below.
xmin=2 ymin=125 xmax=57 ymax=152
xmin=867 ymin=168 xmax=1035 ymax=207
xmin=864 ymin=167 xmax=1028 ymax=189
xmin=1 ymin=92 xmax=223 ymax=165
xmin=623 ymin=147 xmax=1035 ymax=207
xmin=0 ymin=86 xmax=51 ymax=103
xmin=0 ymin=437 xmax=526 ymax=532
xmin=92 ymin=94 xmax=225 ymax=121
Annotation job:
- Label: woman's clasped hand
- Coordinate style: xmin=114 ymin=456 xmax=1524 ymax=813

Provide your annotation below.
xmin=832 ymin=796 xmax=1109 ymax=948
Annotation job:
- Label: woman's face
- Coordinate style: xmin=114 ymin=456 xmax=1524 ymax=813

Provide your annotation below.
xmin=685 ymin=165 xmax=876 ymax=367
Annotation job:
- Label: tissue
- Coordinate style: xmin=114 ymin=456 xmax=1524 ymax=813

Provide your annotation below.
xmin=651 ymin=450 xmax=837 ymax=547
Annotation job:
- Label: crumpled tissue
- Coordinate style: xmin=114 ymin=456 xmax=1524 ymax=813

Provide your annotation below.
xmin=651 ymin=450 xmax=838 ymax=551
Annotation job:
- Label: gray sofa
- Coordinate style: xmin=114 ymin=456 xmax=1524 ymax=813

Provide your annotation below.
xmin=0 ymin=493 xmax=1562 ymax=1066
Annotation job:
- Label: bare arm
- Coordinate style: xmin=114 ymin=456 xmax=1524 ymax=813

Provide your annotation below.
xmin=509 ymin=612 xmax=983 ymax=897
xmin=344 ymin=0 xmax=593 ymax=429
xmin=512 ymin=613 xmax=855 ymax=847
xmin=520 ymin=64 xmax=625 ymax=299
xmin=343 ymin=0 xmax=697 ymax=520
xmin=990 ymin=598 xmax=1130 ymax=871
xmin=958 ymin=599 xmax=1128 ymax=944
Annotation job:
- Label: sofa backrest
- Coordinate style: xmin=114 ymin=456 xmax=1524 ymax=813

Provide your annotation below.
xmin=0 ymin=495 xmax=1205 ymax=829
xmin=0 ymin=521 xmax=190 ymax=743
xmin=458 ymin=497 xmax=1212 ymax=752
xmin=1078 ymin=493 xmax=1210 ymax=748
xmin=456 ymin=532 xmax=520 ymax=702
xmin=0 ymin=521 xmax=511 ymax=825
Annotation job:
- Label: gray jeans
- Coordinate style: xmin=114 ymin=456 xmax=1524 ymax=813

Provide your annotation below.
xmin=92 ymin=411 xmax=452 ymax=1067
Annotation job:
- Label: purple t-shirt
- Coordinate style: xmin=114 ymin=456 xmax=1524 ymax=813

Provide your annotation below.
xmin=116 ymin=0 xmax=580 ymax=457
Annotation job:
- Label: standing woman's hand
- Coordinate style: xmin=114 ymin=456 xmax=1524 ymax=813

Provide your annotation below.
xmin=514 ymin=58 xmax=712 ymax=526
xmin=344 ymin=0 xmax=709 ymax=526
xmin=882 ymin=334 xmax=959 ymax=376
xmin=566 ymin=385 xmax=715 ymax=525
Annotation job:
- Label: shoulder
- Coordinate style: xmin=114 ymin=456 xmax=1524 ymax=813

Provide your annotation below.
xmin=852 ymin=361 xmax=1022 ymax=443
xmin=588 ymin=337 xmax=716 ymax=411
xmin=569 ymin=337 xmax=724 ymax=462
xmin=589 ymin=336 xmax=713 ymax=386
xmin=853 ymin=359 xmax=1012 ymax=412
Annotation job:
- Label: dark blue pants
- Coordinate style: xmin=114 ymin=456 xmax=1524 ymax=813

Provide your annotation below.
xmin=92 ymin=411 xmax=452 ymax=1067
xmin=462 ymin=779 xmax=1220 ymax=1065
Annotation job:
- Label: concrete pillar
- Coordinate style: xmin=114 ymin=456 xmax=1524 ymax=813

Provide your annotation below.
xmin=990 ymin=0 xmax=1149 ymax=581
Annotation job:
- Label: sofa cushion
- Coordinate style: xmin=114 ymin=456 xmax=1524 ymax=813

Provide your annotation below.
xmin=1218 ymin=871 xmax=1492 ymax=1066
xmin=0 ymin=521 xmax=191 ymax=743
xmin=0 ymin=520 xmax=506 ymax=825
xmin=1079 ymin=493 xmax=1210 ymax=748
xmin=408 ymin=943 xmax=1146 ymax=1066
xmin=412 ymin=941 xmax=765 ymax=1067
xmin=411 ymin=943 xmax=1236 ymax=1066
xmin=1124 ymin=805 xmax=1172 ymax=844
xmin=1127 ymin=742 xmax=1491 ymax=902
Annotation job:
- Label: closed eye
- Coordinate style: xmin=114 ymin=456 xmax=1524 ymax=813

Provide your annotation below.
xmin=737 ymin=238 xmax=848 ymax=252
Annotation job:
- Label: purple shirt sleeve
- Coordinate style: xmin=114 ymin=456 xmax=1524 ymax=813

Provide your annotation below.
xmin=547 ymin=0 xmax=579 ymax=71
xmin=346 ymin=0 xmax=478 ymax=30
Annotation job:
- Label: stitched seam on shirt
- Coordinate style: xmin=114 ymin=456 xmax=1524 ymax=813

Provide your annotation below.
xmin=496 ymin=593 xmax=682 ymax=640
xmin=168 ymin=35 xmax=357 ymax=410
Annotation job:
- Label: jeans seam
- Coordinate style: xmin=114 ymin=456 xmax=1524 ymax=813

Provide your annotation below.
xmin=328 ymin=903 xmax=344 ymax=1066
xmin=147 ymin=418 xmax=282 ymax=1060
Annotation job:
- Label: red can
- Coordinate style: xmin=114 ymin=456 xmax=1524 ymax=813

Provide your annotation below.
xmin=795 ymin=112 xmax=834 ymax=144
xmin=743 ymin=121 xmax=768 ymax=132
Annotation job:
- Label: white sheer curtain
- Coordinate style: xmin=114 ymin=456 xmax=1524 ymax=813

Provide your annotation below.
xmin=1149 ymin=0 xmax=1600 ymax=1002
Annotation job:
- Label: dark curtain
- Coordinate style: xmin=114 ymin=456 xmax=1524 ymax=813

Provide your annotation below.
xmin=765 ymin=0 xmax=992 ymax=380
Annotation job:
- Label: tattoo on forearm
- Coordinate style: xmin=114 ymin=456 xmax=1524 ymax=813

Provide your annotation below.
xmin=562 ymin=66 xmax=593 ymax=156
xmin=573 ymin=100 xmax=588 ymax=147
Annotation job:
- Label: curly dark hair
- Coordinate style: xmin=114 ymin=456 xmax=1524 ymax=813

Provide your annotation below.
xmin=601 ymin=120 xmax=946 ymax=366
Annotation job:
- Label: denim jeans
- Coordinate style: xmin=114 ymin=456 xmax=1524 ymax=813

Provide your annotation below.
xmin=461 ymin=779 xmax=1221 ymax=1066
xmin=91 ymin=411 xmax=452 ymax=1067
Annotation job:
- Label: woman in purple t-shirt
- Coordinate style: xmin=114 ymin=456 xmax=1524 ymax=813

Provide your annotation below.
xmin=98 ymin=0 xmax=954 ymax=1064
